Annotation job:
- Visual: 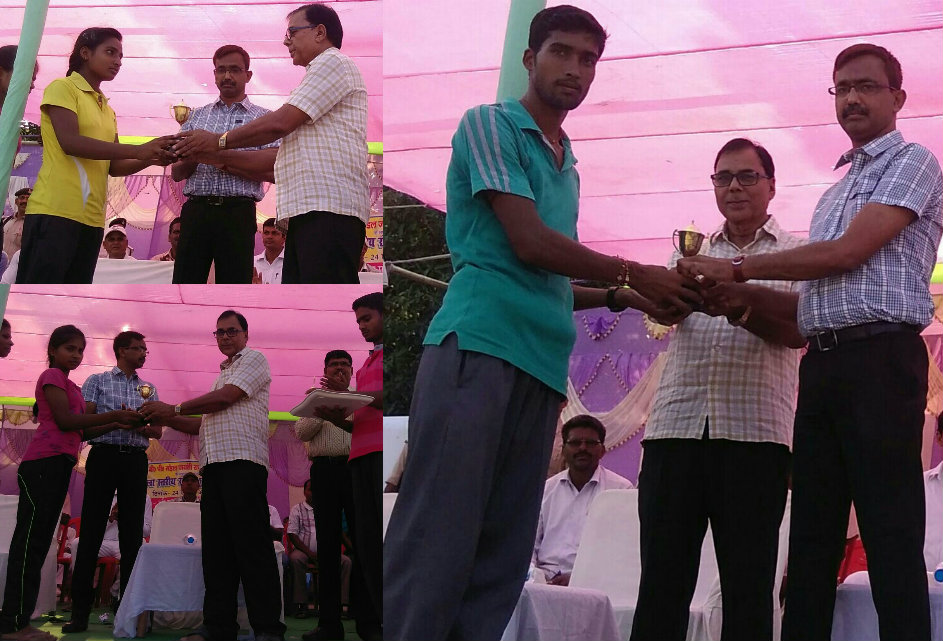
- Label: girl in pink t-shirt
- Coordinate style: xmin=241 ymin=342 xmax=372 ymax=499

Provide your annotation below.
xmin=0 ymin=325 xmax=140 ymax=641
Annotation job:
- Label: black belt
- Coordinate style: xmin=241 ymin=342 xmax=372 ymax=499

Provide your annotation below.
xmin=806 ymin=321 xmax=919 ymax=352
xmin=91 ymin=442 xmax=147 ymax=454
xmin=187 ymin=195 xmax=256 ymax=206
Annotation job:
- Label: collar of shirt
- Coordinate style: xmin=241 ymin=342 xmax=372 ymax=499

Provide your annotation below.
xmin=709 ymin=214 xmax=786 ymax=251
xmin=211 ymin=95 xmax=255 ymax=112
xmin=109 ymin=365 xmax=140 ymax=383
xmin=66 ymin=71 xmax=108 ymax=106
xmin=501 ymin=99 xmax=577 ymax=171
xmin=220 ymin=346 xmax=250 ymax=371
xmin=370 ymin=344 xmax=383 ymax=355
xmin=306 ymin=47 xmax=339 ymax=70
xmin=834 ymin=129 xmax=904 ymax=170
xmin=560 ymin=464 xmax=603 ymax=491
xmin=255 ymin=249 xmax=285 ymax=264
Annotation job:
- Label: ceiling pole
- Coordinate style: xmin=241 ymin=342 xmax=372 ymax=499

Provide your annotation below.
xmin=0 ymin=0 xmax=49 ymax=208
xmin=495 ymin=0 xmax=547 ymax=101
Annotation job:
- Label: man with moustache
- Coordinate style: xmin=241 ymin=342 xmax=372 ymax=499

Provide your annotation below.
xmin=150 ymin=217 xmax=181 ymax=262
xmin=2 ymin=187 xmax=31 ymax=258
xmin=383 ymin=6 xmax=701 ymax=641
xmin=173 ymin=4 xmax=370 ymax=284
xmin=253 ymin=218 xmax=286 ymax=283
xmin=63 ymin=331 xmax=159 ymax=633
xmin=679 ymin=44 xmax=943 ymax=640
xmin=170 ymin=45 xmax=278 ymax=284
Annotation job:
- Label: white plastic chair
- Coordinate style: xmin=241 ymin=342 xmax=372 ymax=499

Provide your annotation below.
xmin=150 ymin=501 xmax=202 ymax=545
xmin=569 ymin=489 xmax=720 ymax=641
xmin=383 ymin=493 xmax=397 ymax=540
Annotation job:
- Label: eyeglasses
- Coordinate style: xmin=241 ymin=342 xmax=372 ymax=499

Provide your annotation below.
xmin=565 ymin=438 xmax=602 ymax=448
xmin=212 ymin=328 xmax=245 ymax=339
xmin=285 ymin=25 xmax=319 ymax=40
xmin=710 ymin=170 xmax=770 ymax=188
xmin=828 ymin=82 xmax=896 ymax=98
xmin=214 ymin=65 xmax=246 ymax=76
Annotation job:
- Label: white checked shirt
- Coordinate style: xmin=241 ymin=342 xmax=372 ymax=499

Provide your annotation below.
xmin=532 ymin=467 xmax=633 ymax=577
xmin=82 ymin=367 xmax=159 ymax=448
xmin=287 ymin=500 xmax=317 ymax=552
xmin=646 ymin=217 xmax=804 ymax=447
xmin=181 ymin=97 xmax=278 ymax=201
xmin=253 ymin=249 xmax=284 ymax=284
xmin=199 ymin=347 xmax=271 ymax=469
xmin=798 ymin=130 xmax=943 ymax=336
xmin=925 ymin=462 xmax=943 ymax=571
xmin=276 ymin=47 xmax=369 ymax=224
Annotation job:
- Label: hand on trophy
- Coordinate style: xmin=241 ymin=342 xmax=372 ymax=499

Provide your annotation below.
xmin=700 ymin=282 xmax=749 ymax=318
xmin=630 ymin=264 xmax=703 ymax=314
xmin=173 ymin=129 xmax=222 ymax=158
xmin=676 ymin=255 xmax=735 ymax=283
xmin=139 ymin=400 xmax=177 ymax=423
xmin=136 ymin=135 xmax=182 ymax=166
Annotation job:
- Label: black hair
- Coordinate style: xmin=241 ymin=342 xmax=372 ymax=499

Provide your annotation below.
xmin=113 ymin=330 xmax=145 ymax=359
xmin=324 ymin=349 xmax=353 ymax=367
xmin=561 ymin=414 xmax=607 ymax=445
xmin=714 ymin=138 xmax=775 ymax=179
xmin=288 ymin=4 xmax=344 ymax=49
xmin=213 ymin=44 xmax=250 ymax=71
xmin=352 ymin=292 xmax=382 ymax=315
xmin=0 ymin=45 xmax=17 ymax=72
xmin=1 ymin=318 xmax=9 ymax=331
xmin=181 ymin=472 xmax=200 ymax=484
xmin=218 ymin=309 xmax=249 ymax=332
xmin=834 ymin=43 xmax=902 ymax=90
xmin=47 ymin=325 xmax=85 ymax=368
xmin=68 ymin=27 xmax=122 ymax=76
xmin=168 ymin=216 xmax=181 ymax=233
xmin=528 ymin=5 xmax=607 ymax=57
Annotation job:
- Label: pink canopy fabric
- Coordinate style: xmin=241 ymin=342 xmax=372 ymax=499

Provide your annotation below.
xmin=0 ymin=284 xmax=380 ymax=412
xmin=1 ymin=0 xmax=381 ymax=142
xmin=385 ymin=0 xmax=943 ymax=266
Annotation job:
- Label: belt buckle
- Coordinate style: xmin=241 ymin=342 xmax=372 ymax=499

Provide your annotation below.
xmin=207 ymin=196 xmax=224 ymax=206
xmin=814 ymin=329 xmax=838 ymax=352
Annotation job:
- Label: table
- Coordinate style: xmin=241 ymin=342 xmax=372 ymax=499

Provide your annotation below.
xmin=92 ymin=258 xmax=383 ymax=284
xmin=501 ymin=581 xmax=621 ymax=641
xmin=832 ymin=571 xmax=943 ymax=641
xmin=0 ymin=494 xmax=58 ymax=618
xmin=114 ymin=542 xmax=284 ymax=638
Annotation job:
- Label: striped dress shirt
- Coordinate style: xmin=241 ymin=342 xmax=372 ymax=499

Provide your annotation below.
xmin=646 ymin=217 xmax=804 ymax=447
xmin=199 ymin=347 xmax=272 ymax=469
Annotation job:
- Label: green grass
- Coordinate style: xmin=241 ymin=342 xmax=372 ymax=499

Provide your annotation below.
xmin=29 ymin=607 xmax=357 ymax=640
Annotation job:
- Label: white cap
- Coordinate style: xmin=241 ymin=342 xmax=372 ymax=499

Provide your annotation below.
xmin=104 ymin=224 xmax=128 ymax=238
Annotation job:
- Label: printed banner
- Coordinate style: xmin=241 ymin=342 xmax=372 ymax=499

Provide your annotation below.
xmin=147 ymin=459 xmax=200 ymax=504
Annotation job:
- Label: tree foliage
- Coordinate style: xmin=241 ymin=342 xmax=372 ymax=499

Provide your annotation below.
xmin=384 ymin=186 xmax=453 ymax=415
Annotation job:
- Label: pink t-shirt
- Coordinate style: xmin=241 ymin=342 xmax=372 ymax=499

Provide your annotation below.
xmin=23 ymin=368 xmax=84 ymax=462
xmin=350 ymin=348 xmax=382 ymax=461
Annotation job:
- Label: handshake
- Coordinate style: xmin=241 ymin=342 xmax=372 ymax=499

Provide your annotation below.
xmin=136 ymin=129 xmax=228 ymax=167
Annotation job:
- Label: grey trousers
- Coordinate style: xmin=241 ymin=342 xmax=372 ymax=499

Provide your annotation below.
xmin=384 ymin=334 xmax=563 ymax=641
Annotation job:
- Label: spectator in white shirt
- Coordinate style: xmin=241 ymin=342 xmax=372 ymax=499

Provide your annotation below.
xmin=287 ymin=479 xmax=351 ymax=618
xmin=101 ymin=223 xmax=136 ymax=260
xmin=269 ymin=504 xmax=284 ymax=542
xmin=532 ymin=415 xmax=633 ymax=586
xmin=925 ymin=416 xmax=943 ymax=572
xmin=253 ymin=218 xmax=285 ymax=284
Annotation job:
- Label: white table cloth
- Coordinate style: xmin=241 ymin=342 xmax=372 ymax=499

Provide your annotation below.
xmin=832 ymin=571 xmax=943 ymax=641
xmin=501 ymin=581 xmax=620 ymax=641
xmin=0 ymin=494 xmax=58 ymax=618
xmin=93 ymin=259 xmax=382 ymax=284
xmin=114 ymin=543 xmax=284 ymax=638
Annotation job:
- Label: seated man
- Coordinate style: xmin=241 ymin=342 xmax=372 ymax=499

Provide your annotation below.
xmin=172 ymin=472 xmax=201 ymax=502
xmin=287 ymin=479 xmax=351 ymax=619
xmin=532 ymin=415 xmax=633 ymax=585
xmin=101 ymin=223 xmax=136 ymax=260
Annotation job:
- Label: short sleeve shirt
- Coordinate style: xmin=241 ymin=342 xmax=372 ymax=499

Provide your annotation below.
xmin=798 ymin=130 xmax=943 ymax=335
xmin=276 ymin=48 xmax=369 ymax=223
xmin=24 ymin=368 xmax=84 ymax=462
xmin=424 ymin=99 xmax=579 ymax=395
xmin=199 ymin=347 xmax=272 ymax=469
xmin=27 ymin=73 xmax=117 ymax=228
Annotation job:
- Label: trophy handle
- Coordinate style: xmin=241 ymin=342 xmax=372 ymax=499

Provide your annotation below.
xmin=672 ymin=229 xmax=682 ymax=253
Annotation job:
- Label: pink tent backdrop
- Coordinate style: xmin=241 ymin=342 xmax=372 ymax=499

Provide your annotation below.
xmin=1 ymin=0 xmax=381 ymax=141
xmin=0 ymin=284 xmax=380 ymax=516
xmin=385 ymin=0 xmax=943 ymax=266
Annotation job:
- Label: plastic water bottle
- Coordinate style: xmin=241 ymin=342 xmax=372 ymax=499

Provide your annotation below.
xmin=184 ymin=533 xmax=197 ymax=545
xmin=935 ymin=562 xmax=943 ymax=583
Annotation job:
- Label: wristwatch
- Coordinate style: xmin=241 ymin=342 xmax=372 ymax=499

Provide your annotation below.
xmin=731 ymin=255 xmax=747 ymax=283
xmin=606 ymin=286 xmax=627 ymax=312
xmin=218 ymin=131 xmax=228 ymax=149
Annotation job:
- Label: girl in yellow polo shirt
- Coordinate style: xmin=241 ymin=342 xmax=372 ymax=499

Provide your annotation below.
xmin=17 ymin=27 xmax=179 ymax=284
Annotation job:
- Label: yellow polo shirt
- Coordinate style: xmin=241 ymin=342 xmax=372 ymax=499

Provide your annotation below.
xmin=26 ymin=72 xmax=117 ymax=228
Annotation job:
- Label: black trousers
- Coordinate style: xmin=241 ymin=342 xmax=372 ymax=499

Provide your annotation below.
xmin=309 ymin=456 xmax=364 ymax=631
xmin=349 ymin=452 xmax=382 ymax=636
xmin=782 ymin=331 xmax=930 ymax=641
xmin=282 ymin=210 xmax=365 ymax=284
xmin=70 ymin=444 xmax=148 ymax=620
xmin=201 ymin=460 xmax=285 ymax=641
xmin=630 ymin=426 xmax=790 ymax=641
xmin=173 ymin=197 xmax=257 ymax=284
xmin=16 ymin=214 xmax=103 ymax=283
xmin=0 ymin=455 xmax=74 ymax=632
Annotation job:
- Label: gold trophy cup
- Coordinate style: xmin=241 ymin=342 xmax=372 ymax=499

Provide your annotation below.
xmin=672 ymin=226 xmax=705 ymax=257
xmin=137 ymin=384 xmax=154 ymax=425
xmin=171 ymin=100 xmax=192 ymax=125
